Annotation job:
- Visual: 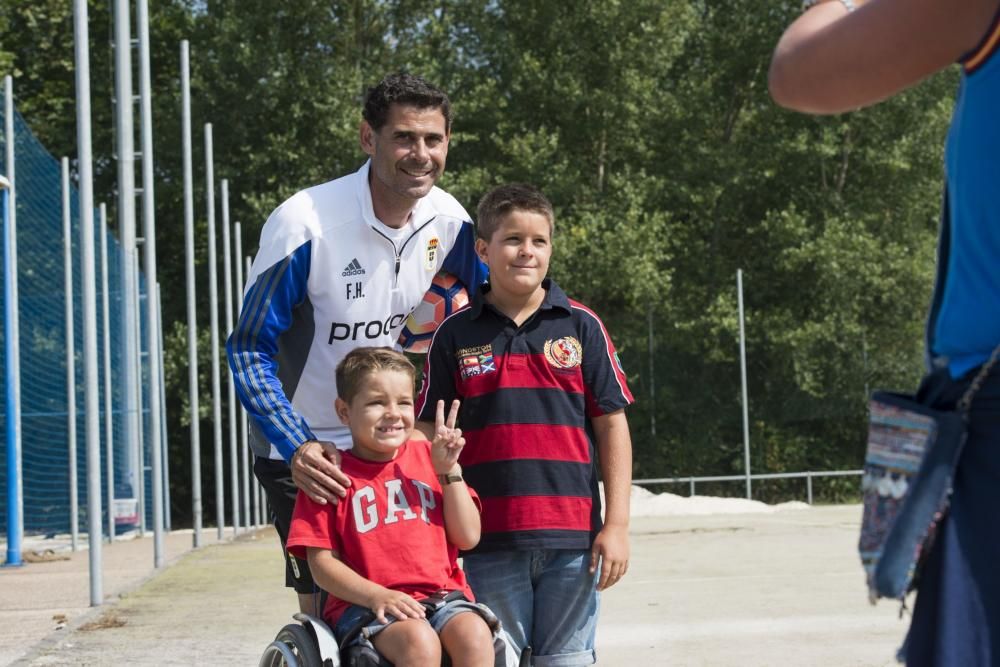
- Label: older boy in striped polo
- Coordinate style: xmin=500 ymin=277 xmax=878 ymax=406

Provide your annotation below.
xmin=416 ymin=183 xmax=634 ymax=666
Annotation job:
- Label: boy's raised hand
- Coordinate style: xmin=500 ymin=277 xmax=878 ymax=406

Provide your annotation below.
xmin=431 ymin=399 xmax=465 ymax=475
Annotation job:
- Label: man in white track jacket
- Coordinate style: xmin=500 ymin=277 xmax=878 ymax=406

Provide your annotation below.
xmin=227 ymin=73 xmax=487 ymax=613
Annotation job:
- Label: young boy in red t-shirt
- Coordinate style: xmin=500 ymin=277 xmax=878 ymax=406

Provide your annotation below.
xmin=286 ymin=347 xmax=499 ymax=666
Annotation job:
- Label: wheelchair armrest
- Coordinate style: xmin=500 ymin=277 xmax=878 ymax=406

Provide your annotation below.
xmin=293 ymin=613 xmax=342 ymax=667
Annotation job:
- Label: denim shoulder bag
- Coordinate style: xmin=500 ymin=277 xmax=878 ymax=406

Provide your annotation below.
xmin=859 ymin=343 xmax=1000 ymax=603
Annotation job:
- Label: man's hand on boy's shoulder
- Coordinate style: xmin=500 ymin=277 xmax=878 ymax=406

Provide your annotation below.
xmin=290 ymin=440 xmax=350 ymax=505
xmin=590 ymin=522 xmax=630 ymax=591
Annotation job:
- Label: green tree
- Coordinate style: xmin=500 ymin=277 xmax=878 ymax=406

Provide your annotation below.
xmin=1 ymin=0 xmax=960 ymax=515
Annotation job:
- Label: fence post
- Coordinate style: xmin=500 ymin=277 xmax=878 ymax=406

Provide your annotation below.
xmin=99 ymin=203 xmax=115 ymax=542
xmin=221 ymin=180 xmax=239 ymax=535
xmin=180 ymin=40 xmax=202 ymax=547
xmin=689 ymin=478 xmax=695 ymax=497
xmin=62 ymin=156 xmax=79 ymax=551
xmin=205 ymin=123 xmax=225 ymax=539
xmin=738 ymin=269 xmax=752 ymax=500
xmin=136 ymin=0 xmax=164 ymax=568
xmin=807 ymin=473 xmax=813 ymax=505
xmin=234 ymin=222 xmax=251 ymax=530
xmin=1 ymin=169 xmax=22 ymax=569
xmin=133 ymin=253 xmax=145 ymax=535
xmin=113 ymin=0 xmax=140 ymax=519
xmin=74 ymin=0 xmax=104 ymax=605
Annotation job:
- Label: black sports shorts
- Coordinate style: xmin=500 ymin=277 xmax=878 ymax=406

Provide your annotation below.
xmin=254 ymin=456 xmax=317 ymax=594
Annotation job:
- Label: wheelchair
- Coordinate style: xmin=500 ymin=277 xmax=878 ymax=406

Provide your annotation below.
xmin=259 ymin=590 xmax=526 ymax=667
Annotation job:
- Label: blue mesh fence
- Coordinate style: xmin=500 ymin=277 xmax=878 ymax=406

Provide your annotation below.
xmin=1 ymin=103 xmax=151 ymax=539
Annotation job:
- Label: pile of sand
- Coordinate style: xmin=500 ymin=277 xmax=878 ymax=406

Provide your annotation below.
xmin=606 ymin=484 xmax=812 ymax=517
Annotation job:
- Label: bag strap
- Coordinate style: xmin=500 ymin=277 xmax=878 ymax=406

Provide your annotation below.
xmin=957 ymin=342 xmax=1000 ymax=416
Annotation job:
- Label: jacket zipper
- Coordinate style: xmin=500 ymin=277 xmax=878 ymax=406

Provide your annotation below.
xmin=369 ymin=216 xmax=439 ymax=288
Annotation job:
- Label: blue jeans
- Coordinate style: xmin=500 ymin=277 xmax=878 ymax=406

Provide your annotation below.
xmin=464 ymin=550 xmax=599 ymax=667
xmin=903 ymin=366 xmax=1000 ymax=666
xmin=333 ymin=596 xmax=493 ymax=647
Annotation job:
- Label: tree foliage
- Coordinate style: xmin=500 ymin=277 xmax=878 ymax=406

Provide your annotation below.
xmin=0 ymin=0 xmax=958 ymax=516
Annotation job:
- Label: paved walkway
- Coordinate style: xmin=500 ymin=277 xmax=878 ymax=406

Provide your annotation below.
xmin=2 ymin=505 xmax=909 ymax=666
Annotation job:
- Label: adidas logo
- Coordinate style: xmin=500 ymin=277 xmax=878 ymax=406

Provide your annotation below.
xmin=342 ymin=258 xmax=366 ymax=277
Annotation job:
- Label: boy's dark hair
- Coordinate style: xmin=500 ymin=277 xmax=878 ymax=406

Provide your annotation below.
xmin=475 ymin=183 xmax=555 ymax=241
xmin=362 ymin=73 xmax=452 ymax=132
xmin=336 ymin=347 xmax=417 ymax=404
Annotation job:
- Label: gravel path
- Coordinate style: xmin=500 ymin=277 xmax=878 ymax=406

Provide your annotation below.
xmin=3 ymin=504 xmax=908 ymax=666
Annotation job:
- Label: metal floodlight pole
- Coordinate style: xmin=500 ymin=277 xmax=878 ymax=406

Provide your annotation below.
xmin=180 ymin=39 xmax=202 ymax=547
xmin=221 ymin=180 xmax=239 ymax=535
xmin=234 ymin=222 xmax=252 ymax=529
xmin=73 ymin=0 xmax=104 ymax=605
xmin=156 ymin=283 xmax=171 ymax=533
xmin=62 ymin=157 xmax=79 ymax=551
xmin=136 ymin=0 xmax=163 ymax=567
xmin=737 ymin=269 xmax=752 ymax=500
xmin=113 ymin=0 xmax=140 ymax=513
xmin=99 ymin=203 xmax=115 ymax=542
xmin=205 ymin=123 xmax=225 ymax=539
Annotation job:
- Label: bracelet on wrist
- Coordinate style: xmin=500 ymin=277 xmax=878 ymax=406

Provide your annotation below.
xmin=437 ymin=466 xmax=463 ymax=485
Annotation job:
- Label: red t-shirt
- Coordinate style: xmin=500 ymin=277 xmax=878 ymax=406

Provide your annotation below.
xmin=286 ymin=439 xmax=478 ymax=625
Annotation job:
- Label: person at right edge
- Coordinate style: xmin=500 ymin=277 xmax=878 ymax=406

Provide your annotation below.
xmin=770 ymin=1 xmax=1000 ymax=665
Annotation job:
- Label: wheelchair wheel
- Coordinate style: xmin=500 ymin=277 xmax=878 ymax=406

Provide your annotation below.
xmin=262 ymin=623 xmax=324 ymax=667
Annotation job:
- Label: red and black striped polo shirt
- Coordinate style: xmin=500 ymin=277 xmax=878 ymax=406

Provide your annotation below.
xmin=416 ymin=279 xmax=634 ymax=553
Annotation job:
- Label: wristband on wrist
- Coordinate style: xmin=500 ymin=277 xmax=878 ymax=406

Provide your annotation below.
xmin=437 ymin=466 xmax=463 ymax=485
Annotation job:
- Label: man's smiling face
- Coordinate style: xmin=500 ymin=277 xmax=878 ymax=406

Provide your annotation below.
xmin=361 ymin=103 xmax=450 ymax=215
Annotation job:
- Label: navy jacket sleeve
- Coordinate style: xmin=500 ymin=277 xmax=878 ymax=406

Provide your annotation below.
xmin=416 ymin=322 xmax=461 ymax=423
xmin=441 ymin=222 xmax=488 ymax=291
xmin=226 ymin=241 xmax=316 ymax=461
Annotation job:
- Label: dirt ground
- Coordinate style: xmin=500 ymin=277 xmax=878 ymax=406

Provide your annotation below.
xmin=3 ymin=505 xmax=909 ymax=666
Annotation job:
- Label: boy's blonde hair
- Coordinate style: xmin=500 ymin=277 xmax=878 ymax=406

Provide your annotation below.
xmin=475 ymin=183 xmax=555 ymax=241
xmin=335 ymin=347 xmax=417 ymax=403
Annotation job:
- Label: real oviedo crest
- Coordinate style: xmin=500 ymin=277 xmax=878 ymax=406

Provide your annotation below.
xmin=544 ymin=336 xmax=583 ymax=369
xmin=425 ymin=237 xmax=440 ymax=271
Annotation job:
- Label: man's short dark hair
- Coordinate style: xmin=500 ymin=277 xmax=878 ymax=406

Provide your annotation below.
xmin=362 ymin=73 xmax=452 ymax=132
xmin=476 ymin=183 xmax=555 ymax=241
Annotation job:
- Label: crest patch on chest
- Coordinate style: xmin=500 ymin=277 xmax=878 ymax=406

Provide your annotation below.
xmin=425 ymin=237 xmax=440 ymax=271
xmin=544 ymin=337 xmax=583 ymax=369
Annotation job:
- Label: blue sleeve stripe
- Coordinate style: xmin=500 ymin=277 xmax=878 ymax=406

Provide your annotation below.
xmin=245 ymin=250 xmax=315 ymax=445
xmin=235 ymin=257 xmax=306 ymax=444
xmin=228 ymin=242 xmax=315 ymax=456
xmin=232 ymin=254 xmax=287 ymax=417
xmin=230 ymin=256 xmax=307 ymax=452
xmin=241 ymin=255 xmax=314 ymax=450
